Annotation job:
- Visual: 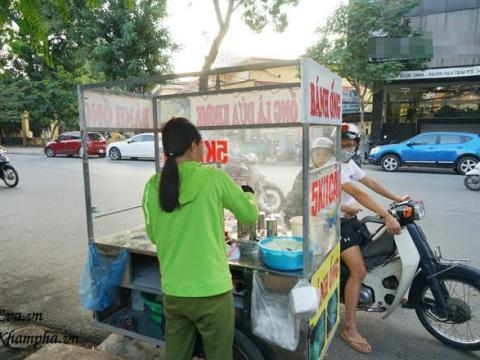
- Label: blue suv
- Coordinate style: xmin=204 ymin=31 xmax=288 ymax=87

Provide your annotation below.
xmin=369 ymin=132 xmax=480 ymax=175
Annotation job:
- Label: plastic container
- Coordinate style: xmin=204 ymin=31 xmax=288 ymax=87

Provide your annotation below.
xmin=258 ymin=236 xmax=303 ymax=271
xmin=290 ymin=216 xmax=303 ymax=237
xmin=289 ymin=216 xmax=331 ymax=255
xmin=234 ymin=239 xmax=258 ymax=256
xmin=141 ymin=292 xmax=164 ymax=325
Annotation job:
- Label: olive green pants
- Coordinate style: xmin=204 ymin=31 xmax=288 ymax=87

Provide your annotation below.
xmin=163 ymin=291 xmax=234 ymax=360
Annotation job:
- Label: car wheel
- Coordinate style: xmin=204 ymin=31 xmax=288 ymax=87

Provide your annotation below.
xmin=45 ymin=147 xmax=55 ymax=157
xmin=109 ymin=147 xmax=122 ymax=160
xmin=381 ymin=154 xmax=400 ymax=172
xmin=456 ymin=156 xmax=478 ymax=175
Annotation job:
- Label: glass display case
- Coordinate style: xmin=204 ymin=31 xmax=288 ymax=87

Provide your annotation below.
xmin=79 ymin=57 xmax=343 ymax=359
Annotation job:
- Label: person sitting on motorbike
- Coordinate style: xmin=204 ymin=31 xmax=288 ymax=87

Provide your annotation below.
xmin=339 ymin=122 xmax=409 ymax=353
xmin=283 ymin=137 xmax=335 ymax=224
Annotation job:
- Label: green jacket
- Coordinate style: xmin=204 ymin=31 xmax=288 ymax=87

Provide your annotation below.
xmin=142 ymin=161 xmax=258 ymax=297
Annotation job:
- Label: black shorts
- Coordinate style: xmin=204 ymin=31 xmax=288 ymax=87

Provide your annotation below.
xmin=340 ymin=217 xmax=367 ymax=252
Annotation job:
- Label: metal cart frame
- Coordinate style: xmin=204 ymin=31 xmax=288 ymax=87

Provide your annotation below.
xmin=78 ymin=57 xmax=343 ymax=359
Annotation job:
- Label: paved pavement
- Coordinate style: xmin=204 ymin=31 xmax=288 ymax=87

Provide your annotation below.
xmin=1 ymin=153 xmax=479 ymax=359
xmin=3 ymin=146 xmax=44 ymax=155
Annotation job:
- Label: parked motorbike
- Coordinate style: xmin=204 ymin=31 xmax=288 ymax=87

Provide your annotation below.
xmin=0 ymin=146 xmax=19 ymax=188
xmin=464 ymin=162 xmax=480 ymax=191
xmin=340 ymin=200 xmax=480 ymax=351
xmin=223 ymin=153 xmax=284 ymax=213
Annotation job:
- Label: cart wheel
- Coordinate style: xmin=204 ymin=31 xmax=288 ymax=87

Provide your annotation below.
xmin=193 ymin=329 xmax=265 ymax=360
xmin=234 ymin=329 xmax=265 ymax=360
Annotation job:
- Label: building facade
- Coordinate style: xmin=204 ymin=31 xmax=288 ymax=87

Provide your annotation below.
xmin=372 ymin=0 xmax=480 ymax=143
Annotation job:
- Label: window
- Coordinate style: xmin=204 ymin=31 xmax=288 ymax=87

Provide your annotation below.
xmin=88 ymin=133 xmax=104 ymax=141
xmin=131 ymin=134 xmax=153 ymax=142
xmin=439 ymin=135 xmax=462 ymax=144
xmin=412 ymin=134 xmax=437 ymax=145
xmin=57 ymin=135 xmax=67 ymax=141
xmin=129 ymin=135 xmax=142 ymax=142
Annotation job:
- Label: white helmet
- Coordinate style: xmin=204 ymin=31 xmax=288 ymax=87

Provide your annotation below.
xmin=312 ymin=137 xmax=334 ymax=151
xmin=341 ymin=123 xmax=360 ymax=141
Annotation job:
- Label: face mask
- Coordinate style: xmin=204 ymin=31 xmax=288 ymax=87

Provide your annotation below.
xmin=341 ymin=149 xmax=355 ymax=163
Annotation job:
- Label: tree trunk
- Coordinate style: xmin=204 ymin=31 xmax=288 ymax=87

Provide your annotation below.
xmin=199 ymin=0 xmax=236 ymax=91
xmin=359 ymin=98 xmax=366 ymax=161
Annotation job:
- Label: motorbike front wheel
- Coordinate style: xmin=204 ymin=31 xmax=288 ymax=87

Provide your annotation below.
xmin=2 ymin=165 xmax=19 ymax=188
xmin=257 ymin=184 xmax=284 ymax=213
xmin=465 ymin=175 xmax=480 ymax=191
xmin=415 ymin=275 xmax=480 ymax=351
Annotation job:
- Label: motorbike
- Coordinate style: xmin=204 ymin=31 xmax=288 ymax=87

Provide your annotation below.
xmin=340 ymin=200 xmax=480 ymax=351
xmin=223 ymin=153 xmax=284 ymax=213
xmin=0 ymin=147 xmax=19 ymax=188
xmin=464 ymin=162 xmax=480 ymax=191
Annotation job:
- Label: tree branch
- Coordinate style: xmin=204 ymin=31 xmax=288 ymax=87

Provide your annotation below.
xmin=213 ymin=0 xmax=224 ymax=27
xmin=233 ymin=0 xmax=243 ymax=12
xmin=361 ymin=84 xmax=369 ymax=99
xmin=202 ymin=0 xmax=236 ymax=72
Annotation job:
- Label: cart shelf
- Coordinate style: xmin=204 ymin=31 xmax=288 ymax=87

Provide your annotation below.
xmin=96 ymin=305 xmax=165 ymax=347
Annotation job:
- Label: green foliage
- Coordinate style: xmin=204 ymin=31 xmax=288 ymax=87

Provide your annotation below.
xmin=82 ymin=0 xmax=174 ymax=80
xmin=240 ymin=0 xmax=299 ymax=32
xmin=0 ymin=0 xmax=174 ymax=136
xmin=306 ymin=0 xmax=426 ymax=100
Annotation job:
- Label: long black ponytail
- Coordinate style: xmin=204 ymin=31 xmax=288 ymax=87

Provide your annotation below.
xmin=160 ymin=117 xmax=202 ymax=212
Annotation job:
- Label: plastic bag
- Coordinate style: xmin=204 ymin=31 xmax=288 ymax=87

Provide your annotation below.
xmin=251 ymin=272 xmax=300 ymax=351
xmin=79 ymin=243 xmax=128 ymax=311
xmin=289 ymin=279 xmax=320 ymax=319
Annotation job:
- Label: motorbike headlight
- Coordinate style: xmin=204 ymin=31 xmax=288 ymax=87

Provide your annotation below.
xmin=413 ymin=201 xmax=426 ymax=220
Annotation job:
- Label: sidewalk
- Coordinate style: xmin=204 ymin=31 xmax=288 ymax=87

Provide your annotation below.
xmin=0 ymin=319 xmax=164 ymax=360
xmin=3 ymin=146 xmax=44 ymax=156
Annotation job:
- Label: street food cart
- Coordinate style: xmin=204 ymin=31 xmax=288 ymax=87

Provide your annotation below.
xmin=78 ymin=58 xmax=343 ymax=359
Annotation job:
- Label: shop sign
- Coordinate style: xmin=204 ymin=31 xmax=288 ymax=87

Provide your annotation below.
xmin=342 ymin=86 xmax=361 ymax=114
xmin=84 ymin=90 xmax=153 ymax=129
xmin=309 ymin=243 xmax=341 ymax=360
xmin=157 ymin=88 xmax=301 ymax=127
xmin=392 ymin=65 xmax=480 ymax=80
xmin=191 ymin=88 xmax=301 ymax=127
xmin=301 ymin=57 xmax=342 ymax=125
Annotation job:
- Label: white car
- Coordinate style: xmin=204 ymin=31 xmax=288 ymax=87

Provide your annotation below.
xmin=107 ymin=133 xmax=163 ymax=160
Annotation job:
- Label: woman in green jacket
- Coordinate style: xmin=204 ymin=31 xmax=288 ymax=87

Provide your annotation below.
xmin=142 ymin=118 xmax=258 ymax=360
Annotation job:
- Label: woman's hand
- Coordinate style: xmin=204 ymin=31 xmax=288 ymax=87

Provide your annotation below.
xmin=396 ymin=195 xmax=410 ymax=203
xmin=384 ymin=213 xmax=401 ymax=235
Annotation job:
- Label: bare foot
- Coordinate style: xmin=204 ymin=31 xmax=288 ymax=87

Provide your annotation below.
xmin=340 ymin=328 xmax=372 ymax=353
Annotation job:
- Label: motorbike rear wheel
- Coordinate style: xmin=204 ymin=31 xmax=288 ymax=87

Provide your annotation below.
xmin=415 ymin=275 xmax=480 ymax=351
xmin=465 ymin=175 xmax=480 ymax=191
xmin=2 ymin=165 xmax=19 ymax=188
